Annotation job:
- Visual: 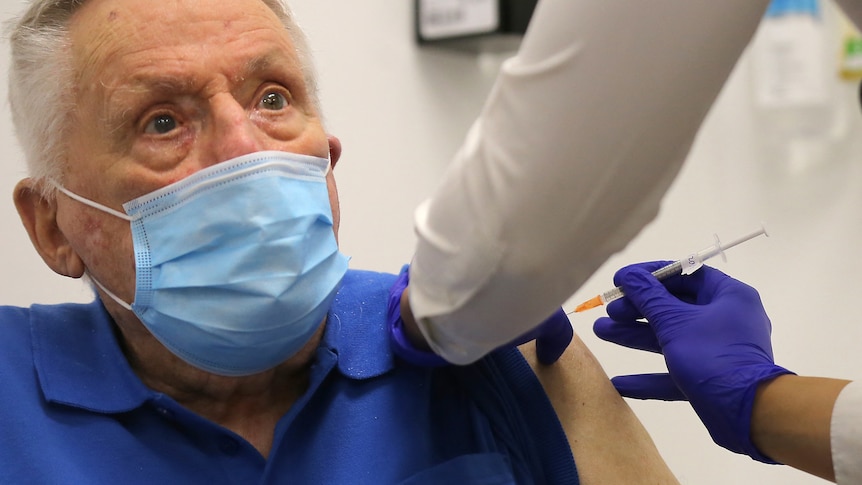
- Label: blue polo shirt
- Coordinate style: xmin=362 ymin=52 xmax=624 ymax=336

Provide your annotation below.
xmin=0 ymin=269 xmax=577 ymax=484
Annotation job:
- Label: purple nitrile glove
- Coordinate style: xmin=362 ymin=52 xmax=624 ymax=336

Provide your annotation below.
xmin=388 ymin=265 xmax=573 ymax=367
xmin=592 ymin=261 xmax=793 ymax=464
xmin=508 ymin=306 xmax=573 ymax=365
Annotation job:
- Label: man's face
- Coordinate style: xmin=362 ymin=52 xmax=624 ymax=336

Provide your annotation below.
xmin=54 ymin=0 xmax=335 ymax=304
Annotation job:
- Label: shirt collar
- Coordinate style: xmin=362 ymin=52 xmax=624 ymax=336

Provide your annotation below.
xmin=31 ymin=300 xmax=152 ymax=413
xmin=30 ymin=270 xmax=398 ymax=414
xmin=322 ymin=269 xmax=398 ymax=380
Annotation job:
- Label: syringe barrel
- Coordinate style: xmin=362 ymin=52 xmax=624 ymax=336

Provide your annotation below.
xmin=653 ymin=260 xmax=684 ymax=280
xmin=600 ymin=286 xmax=625 ymax=305
xmin=600 ymin=260 xmax=683 ymax=305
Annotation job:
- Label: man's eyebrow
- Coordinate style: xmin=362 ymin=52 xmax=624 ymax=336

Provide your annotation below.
xmin=240 ymin=50 xmax=300 ymax=83
xmin=125 ymin=74 xmax=197 ymax=93
xmin=100 ymin=75 xmax=196 ymax=130
xmin=244 ymin=52 xmax=277 ymax=78
xmin=238 ymin=51 xmax=309 ymax=100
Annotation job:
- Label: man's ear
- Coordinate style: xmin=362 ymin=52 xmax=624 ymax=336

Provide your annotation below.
xmin=13 ymin=179 xmax=85 ymax=278
xmin=327 ymin=135 xmax=342 ymax=170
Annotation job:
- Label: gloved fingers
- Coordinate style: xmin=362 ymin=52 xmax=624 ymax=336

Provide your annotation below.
xmin=613 ymin=261 xmax=730 ymax=305
xmin=387 ymin=265 xmax=411 ymax=315
xmin=388 ymin=266 xmax=450 ymax=367
xmin=603 ymin=261 xmax=703 ymax=320
xmin=534 ymin=308 xmax=574 ymax=365
xmin=667 ymin=265 xmax=733 ymax=305
xmin=652 ymin=264 xmax=742 ymax=305
xmin=611 ymin=261 xmax=703 ymax=315
xmin=614 ymin=266 xmax=685 ymax=322
xmin=611 ymin=373 xmax=687 ymax=401
xmin=604 ymin=295 xmax=645 ymax=322
xmin=593 ymin=317 xmax=661 ymax=353
xmin=511 ymin=308 xmax=573 ymax=364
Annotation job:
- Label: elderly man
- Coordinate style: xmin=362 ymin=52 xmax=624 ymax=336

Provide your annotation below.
xmin=1 ymin=0 xmax=684 ymax=483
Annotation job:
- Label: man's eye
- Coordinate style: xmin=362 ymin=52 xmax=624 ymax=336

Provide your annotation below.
xmin=259 ymin=91 xmax=288 ymax=111
xmin=144 ymin=114 xmax=178 ymax=134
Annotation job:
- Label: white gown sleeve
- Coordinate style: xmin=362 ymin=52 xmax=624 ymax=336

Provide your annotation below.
xmin=812 ymin=4 xmax=862 ymax=484
xmin=407 ymin=0 xmax=772 ymax=364
xmin=831 ymin=380 xmax=862 ymax=484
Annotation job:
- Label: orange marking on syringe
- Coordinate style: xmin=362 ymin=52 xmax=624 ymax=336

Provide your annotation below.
xmin=574 ymin=295 xmax=603 ymax=313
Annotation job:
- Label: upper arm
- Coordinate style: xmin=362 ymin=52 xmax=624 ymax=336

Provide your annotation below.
xmin=519 ymin=332 xmax=679 ymax=485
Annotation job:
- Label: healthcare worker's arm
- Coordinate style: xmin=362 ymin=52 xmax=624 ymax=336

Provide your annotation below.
xmin=725 ymin=0 xmax=862 ymax=478
xmin=751 ymin=375 xmax=850 ymax=482
xmin=592 ymin=263 xmax=861 ymax=483
xmin=405 ymin=0 xmax=773 ymax=364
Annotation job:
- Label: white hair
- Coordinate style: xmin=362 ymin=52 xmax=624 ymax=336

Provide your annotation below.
xmin=6 ymin=0 xmax=320 ymax=194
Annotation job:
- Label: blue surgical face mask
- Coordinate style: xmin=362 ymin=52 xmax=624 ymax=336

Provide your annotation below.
xmin=53 ymin=151 xmax=350 ymax=376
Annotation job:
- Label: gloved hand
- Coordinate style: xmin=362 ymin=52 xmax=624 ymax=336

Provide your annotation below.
xmin=389 ymin=265 xmax=573 ymax=367
xmin=592 ymin=261 xmax=793 ymax=463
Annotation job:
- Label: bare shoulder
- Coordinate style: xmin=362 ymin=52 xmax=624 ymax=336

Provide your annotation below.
xmin=519 ymin=332 xmax=679 ymax=485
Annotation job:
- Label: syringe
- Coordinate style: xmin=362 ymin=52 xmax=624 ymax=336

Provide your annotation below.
xmin=573 ymin=224 xmax=769 ymax=313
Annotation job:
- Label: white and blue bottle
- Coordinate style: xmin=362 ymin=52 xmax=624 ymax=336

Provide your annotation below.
xmin=751 ymin=0 xmax=839 ymax=172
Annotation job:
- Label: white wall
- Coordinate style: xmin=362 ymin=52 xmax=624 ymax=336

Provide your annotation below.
xmin=0 ymin=1 xmax=857 ymax=483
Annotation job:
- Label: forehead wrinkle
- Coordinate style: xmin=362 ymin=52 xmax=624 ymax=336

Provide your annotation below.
xmin=72 ymin=21 xmax=121 ymax=89
xmin=126 ymin=74 xmax=199 ymax=95
xmin=120 ymin=48 xmax=289 ymax=95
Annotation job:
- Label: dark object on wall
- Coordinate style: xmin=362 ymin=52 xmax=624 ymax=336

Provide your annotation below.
xmin=415 ymin=0 xmax=538 ymax=53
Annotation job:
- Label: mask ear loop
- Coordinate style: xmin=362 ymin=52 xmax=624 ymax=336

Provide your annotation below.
xmin=49 ymin=180 xmax=135 ymax=221
xmin=49 ymin=179 xmax=136 ymax=311
xmin=89 ymin=275 xmax=134 ymax=311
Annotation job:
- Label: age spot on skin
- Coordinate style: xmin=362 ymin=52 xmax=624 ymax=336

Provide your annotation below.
xmin=108 ymin=10 xmax=118 ymax=21
xmin=81 ymin=212 xmax=101 ymax=233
